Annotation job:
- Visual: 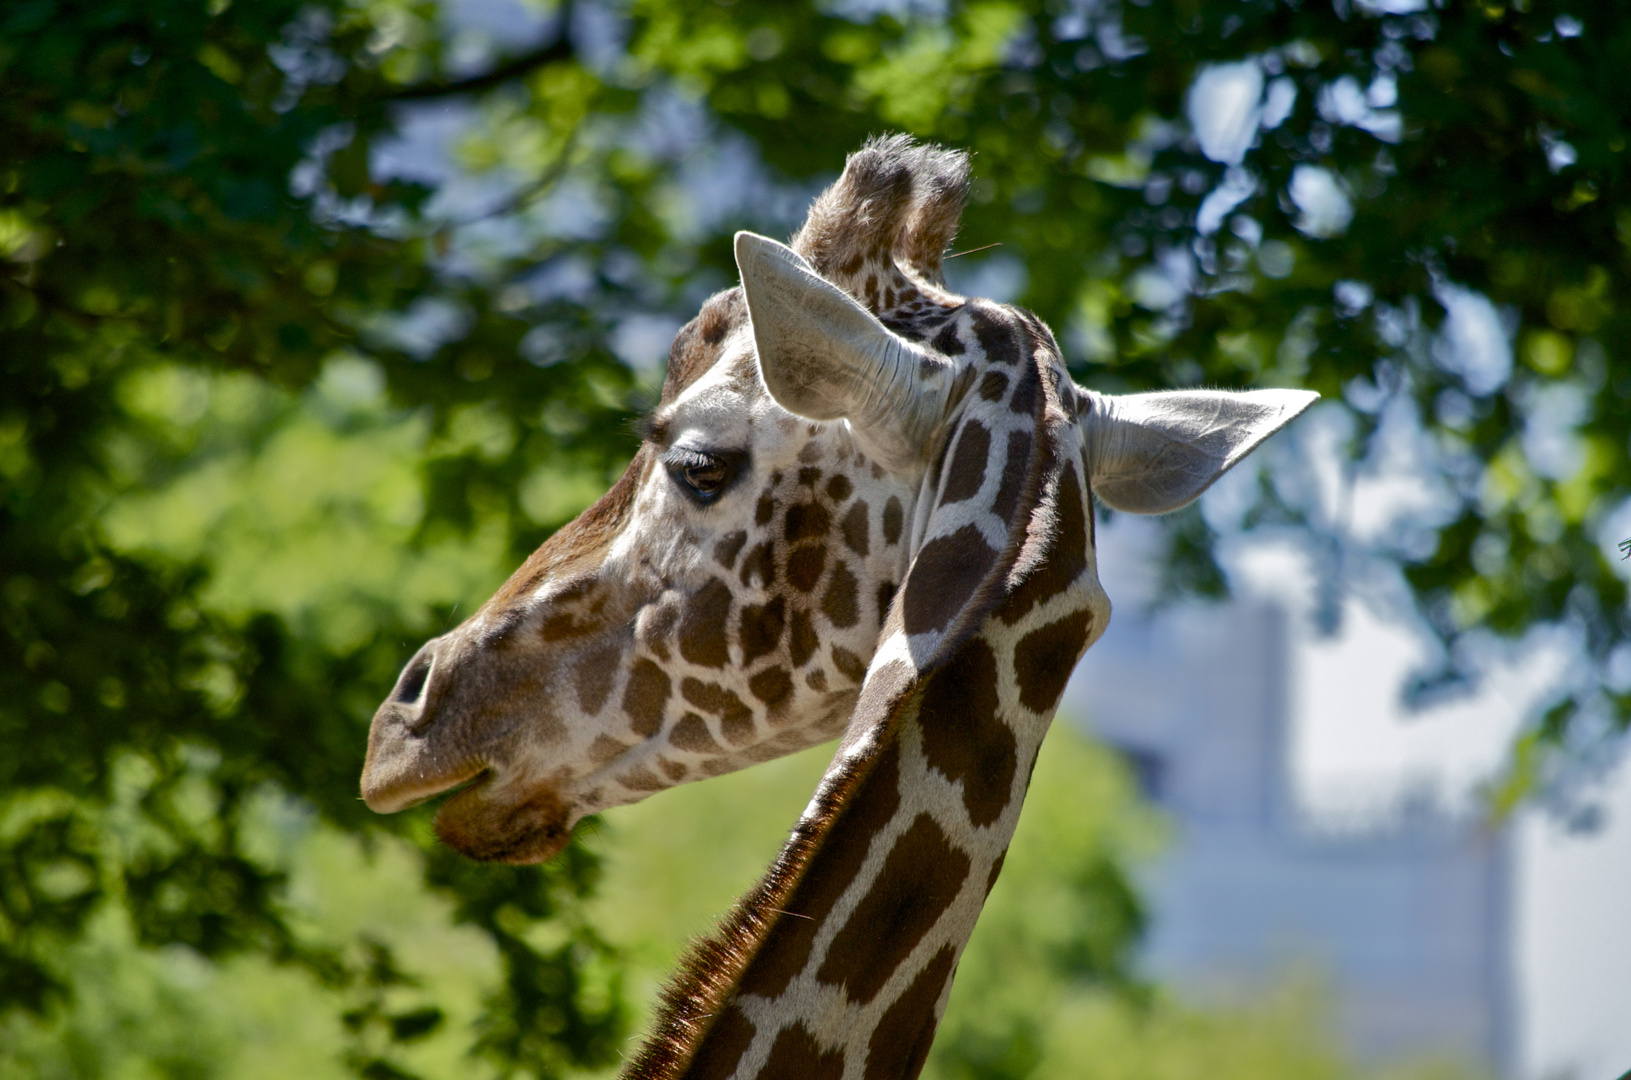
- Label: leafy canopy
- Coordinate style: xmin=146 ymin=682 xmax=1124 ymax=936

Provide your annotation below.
xmin=2 ymin=0 xmax=1624 ymax=1074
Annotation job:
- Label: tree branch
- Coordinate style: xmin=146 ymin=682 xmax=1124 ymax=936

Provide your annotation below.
xmin=386 ymin=36 xmax=574 ymax=101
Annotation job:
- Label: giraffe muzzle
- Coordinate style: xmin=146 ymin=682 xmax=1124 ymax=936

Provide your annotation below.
xmin=361 ymin=624 xmax=581 ymax=867
xmin=361 ymin=634 xmax=501 ymax=814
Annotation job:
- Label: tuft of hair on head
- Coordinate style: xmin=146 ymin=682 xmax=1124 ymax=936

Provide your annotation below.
xmin=791 ymin=133 xmax=971 ymax=290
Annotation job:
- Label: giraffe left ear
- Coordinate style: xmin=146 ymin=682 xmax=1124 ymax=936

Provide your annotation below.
xmin=734 ymin=231 xmax=956 ymax=471
xmin=1082 ymin=388 xmax=1318 ymax=514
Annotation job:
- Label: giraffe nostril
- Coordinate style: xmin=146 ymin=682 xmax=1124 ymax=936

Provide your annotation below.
xmin=393 ymin=647 xmax=434 ymax=707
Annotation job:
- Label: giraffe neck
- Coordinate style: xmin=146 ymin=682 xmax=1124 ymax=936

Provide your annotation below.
xmin=625 ymin=425 xmax=1104 ymax=1080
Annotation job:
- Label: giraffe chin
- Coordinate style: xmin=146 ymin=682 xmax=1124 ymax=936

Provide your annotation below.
xmin=432 ymin=778 xmax=574 ymax=865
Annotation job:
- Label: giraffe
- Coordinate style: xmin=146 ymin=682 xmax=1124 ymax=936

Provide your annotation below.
xmin=361 ymin=135 xmax=1315 ymax=1077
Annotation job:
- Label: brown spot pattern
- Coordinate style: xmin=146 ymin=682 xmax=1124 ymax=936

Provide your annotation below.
xmin=1001 ymin=461 xmax=1088 ymax=627
xmin=985 ymin=851 xmax=1007 ymax=897
xmin=862 ymin=945 xmax=956 ymax=1080
xmin=826 ymin=475 xmax=853 ymax=501
xmin=622 ymin=659 xmax=670 ymax=737
xmin=876 ymin=581 xmax=897 ymax=626
xmin=789 ymin=610 xmax=818 ymax=668
xmin=972 ymin=307 xmax=1019 ymax=365
xmin=738 ymin=742 xmax=903 ymax=1000
xmin=714 ymin=530 xmax=747 ymax=570
xmin=822 ymin=562 xmax=859 ymax=628
xmin=682 ymin=678 xmax=755 ymax=746
xmin=1014 ymin=611 xmax=1094 ymax=714
xmin=991 ymin=430 xmax=1033 ymax=525
xmin=902 ymin=525 xmax=997 ymax=637
xmin=748 ymin=666 xmax=794 ymax=712
xmin=919 ymin=637 xmax=1016 ymax=828
xmin=740 ymin=542 xmax=775 ymax=588
xmin=978 ymin=369 xmax=1008 ymax=402
xmin=882 ymin=496 xmax=903 ymax=545
xmin=939 ymin=419 xmax=990 ymax=505
xmin=671 ymin=713 xmax=723 ymax=754
xmin=573 ymin=640 xmax=621 ymax=714
xmin=687 ymin=1002 xmax=756 ymax=1080
xmin=787 ymin=545 xmax=827 ymax=592
xmin=622 ymin=766 xmax=666 ymax=791
xmin=588 ymin=734 xmax=630 ymax=766
xmin=784 ymin=501 xmax=830 ymax=544
xmin=641 ymin=599 xmax=678 ymax=661
xmin=831 ymin=645 xmax=867 ymax=684
xmin=817 ymin=811 xmax=970 ymax=1004
xmin=739 ymin=597 xmax=786 ymax=665
xmin=1007 ymin=362 xmax=1039 ymax=416
xmin=759 ymin=1023 xmax=845 ymax=1080
xmin=679 ymin=578 xmax=732 ymax=668
xmin=841 ymin=501 xmax=870 ymax=556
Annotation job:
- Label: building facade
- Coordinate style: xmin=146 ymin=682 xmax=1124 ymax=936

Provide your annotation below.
xmin=1060 ymin=600 xmax=1512 ymax=1072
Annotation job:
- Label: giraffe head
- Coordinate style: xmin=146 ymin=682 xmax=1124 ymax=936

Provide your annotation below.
xmin=360 ymin=136 xmax=1315 ymax=864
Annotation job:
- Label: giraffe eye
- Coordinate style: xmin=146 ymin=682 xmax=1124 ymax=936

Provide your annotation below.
xmin=665 ymin=449 xmax=744 ymax=504
xmin=684 ymin=459 xmax=728 ymax=493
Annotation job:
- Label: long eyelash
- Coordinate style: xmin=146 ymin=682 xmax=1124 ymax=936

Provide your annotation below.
xmin=665 ymin=448 xmax=712 ymax=469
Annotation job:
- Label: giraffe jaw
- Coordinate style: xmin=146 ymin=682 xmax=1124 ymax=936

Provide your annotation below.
xmin=432 ymin=773 xmax=575 ymax=865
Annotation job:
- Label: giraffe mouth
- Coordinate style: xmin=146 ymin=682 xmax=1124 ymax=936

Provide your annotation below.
xmin=386 ymin=767 xmax=491 ymax=812
xmin=360 ymin=750 xmax=489 ymax=815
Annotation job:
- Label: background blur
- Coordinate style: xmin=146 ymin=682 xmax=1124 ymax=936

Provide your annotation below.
xmin=3 ymin=0 xmax=1629 ymax=1077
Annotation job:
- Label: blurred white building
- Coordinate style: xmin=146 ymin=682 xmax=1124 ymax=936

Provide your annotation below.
xmin=1061 ymin=599 xmax=1512 ymax=1073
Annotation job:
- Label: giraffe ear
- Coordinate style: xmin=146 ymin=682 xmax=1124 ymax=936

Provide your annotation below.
xmin=1082 ymin=388 xmax=1319 ymax=514
xmin=734 ymin=231 xmax=954 ymax=470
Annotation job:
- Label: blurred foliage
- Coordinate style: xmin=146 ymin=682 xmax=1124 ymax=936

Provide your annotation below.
xmin=0 ymin=0 xmax=632 ymax=1071
xmin=3 ymin=0 xmax=1624 ymax=1074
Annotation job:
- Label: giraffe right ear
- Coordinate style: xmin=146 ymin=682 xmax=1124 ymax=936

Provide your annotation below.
xmin=1083 ymin=388 xmax=1319 ymax=514
xmin=734 ymin=231 xmax=955 ymax=471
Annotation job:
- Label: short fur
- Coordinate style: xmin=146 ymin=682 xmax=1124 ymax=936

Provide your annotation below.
xmin=792 ymin=134 xmax=970 ymax=292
